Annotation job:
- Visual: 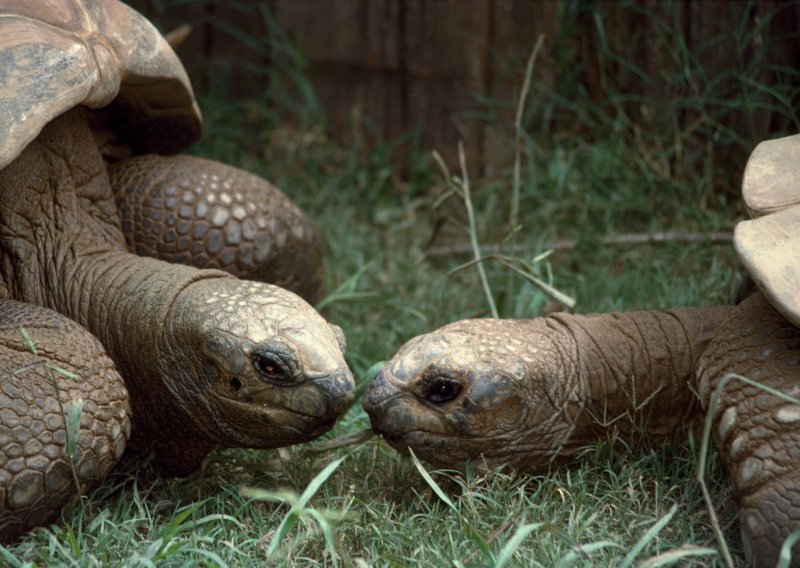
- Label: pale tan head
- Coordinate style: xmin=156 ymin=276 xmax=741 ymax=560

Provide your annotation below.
xmin=165 ymin=278 xmax=354 ymax=448
xmin=363 ymin=319 xmax=581 ymax=470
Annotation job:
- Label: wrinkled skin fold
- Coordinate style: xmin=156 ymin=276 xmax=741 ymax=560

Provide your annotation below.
xmin=364 ymin=294 xmax=800 ymax=566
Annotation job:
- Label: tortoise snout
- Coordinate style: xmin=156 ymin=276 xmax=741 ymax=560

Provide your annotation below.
xmin=362 ymin=369 xmax=395 ymax=417
xmin=363 ymin=369 xmax=416 ymax=438
xmin=317 ymin=368 xmax=356 ymax=417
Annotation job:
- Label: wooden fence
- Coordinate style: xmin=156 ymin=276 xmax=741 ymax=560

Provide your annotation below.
xmin=129 ymin=0 xmax=800 ymax=177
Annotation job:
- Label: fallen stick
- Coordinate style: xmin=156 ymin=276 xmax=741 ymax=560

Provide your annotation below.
xmin=424 ymin=230 xmax=733 ymax=258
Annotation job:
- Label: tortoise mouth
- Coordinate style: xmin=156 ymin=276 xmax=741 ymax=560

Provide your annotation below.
xmin=213 ymin=390 xmax=328 ymax=420
xmin=376 ymin=426 xmax=534 ymax=469
xmin=377 ymin=428 xmax=445 ymax=452
xmin=208 ymin=391 xmax=339 ymax=445
xmin=377 ymin=429 xmax=476 ymax=469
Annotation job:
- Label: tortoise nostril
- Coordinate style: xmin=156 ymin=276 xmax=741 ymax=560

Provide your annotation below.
xmin=229 ymin=376 xmax=242 ymax=392
xmin=318 ymin=369 xmax=356 ymax=414
xmin=362 ymin=370 xmax=393 ymax=413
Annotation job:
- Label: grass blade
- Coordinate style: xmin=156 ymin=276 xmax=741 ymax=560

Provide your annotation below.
xmin=555 ymin=541 xmax=621 ymax=567
xmin=262 ymin=457 xmax=346 ymax=559
xmin=45 ymin=364 xmax=78 ymax=380
xmin=409 ymin=449 xmax=457 ymax=513
xmin=307 ymin=508 xmax=339 ymax=568
xmin=182 ymin=548 xmax=227 ymax=566
xmin=295 ymin=457 xmax=345 ymax=510
xmin=639 ymin=546 xmax=718 ymax=568
xmin=457 ymin=142 xmax=498 ymax=318
xmin=316 ymin=261 xmax=377 ymax=311
xmin=265 ymin=509 xmax=296 ymax=559
xmin=619 ymin=505 xmax=677 ymax=568
xmin=698 ymin=373 xmax=800 ymax=568
xmin=409 ymin=449 xmax=495 ymax=564
xmin=0 ymin=545 xmax=33 ymax=568
xmin=64 ymin=399 xmax=83 ymax=461
xmin=18 ymin=328 xmax=37 ymax=355
xmin=510 ymin=35 xmax=544 ymax=229
xmin=777 ymin=528 xmax=800 ymax=568
xmin=494 ymin=522 xmax=542 ymax=568
xmin=432 ymin=147 xmax=498 ymax=318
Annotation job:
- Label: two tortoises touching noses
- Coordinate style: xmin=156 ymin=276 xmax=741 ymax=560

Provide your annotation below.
xmin=363 ymin=135 xmax=800 ymax=566
xmin=3 ymin=0 xmax=799 ymax=565
xmin=0 ymin=0 xmax=354 ymax=541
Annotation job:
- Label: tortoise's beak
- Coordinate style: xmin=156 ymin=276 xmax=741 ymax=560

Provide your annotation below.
xmin=362 ymin=369 xmax=413 ymax=438
xmin=362 ymin=369 xmax=393 ymax=417
xmin=316 ymin=368 xmax=356 ymax=417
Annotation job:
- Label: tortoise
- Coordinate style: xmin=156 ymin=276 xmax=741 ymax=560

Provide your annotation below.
xmin=363 ymin=134 xmax=800 ymax=566
xmin=0 ymin=0 xmax=355 ymax=541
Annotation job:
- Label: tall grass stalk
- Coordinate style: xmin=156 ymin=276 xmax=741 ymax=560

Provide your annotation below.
xmin=17 ymin=328 xmax=83 ymax=494
xmin=432 ymin=146 xmax=499 ymax=318
xmin=510 ymin=35 xmax=545 ymax=230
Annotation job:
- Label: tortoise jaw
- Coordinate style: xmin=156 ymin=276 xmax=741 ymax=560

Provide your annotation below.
xmin=208 ymin=390 xmax=340 ymax=446
xmin=362 ymin=369 xmax=408 ymax=436
xmin=214 ymin=370 xmax=352 ymax=418
xmin=375 ymin=428 xmax=475 ymax=470
xmin=362 ymin=368 xmax=398 ymax=412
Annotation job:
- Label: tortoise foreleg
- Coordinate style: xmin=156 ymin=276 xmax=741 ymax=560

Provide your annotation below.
xmin=108 ymin=154 xmax=325 ymax=303
xmin=698 ymin=292 xmax=800 ymax=566
xmin=0 ymin=300 xmax=129 ymax=542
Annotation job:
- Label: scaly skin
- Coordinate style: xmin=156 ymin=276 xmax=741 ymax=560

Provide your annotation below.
xmin=108 ymin=154 xmax=325 ymax=304
xmin=698 ymin=293 xmax=800 ymax=566
xmin=0 ymin=300 xmax=129 ymax=540
xmin=0 ymin=108 xmax=354 ymax=539
xmin=364 ymin=298 xmax=800 ymax=564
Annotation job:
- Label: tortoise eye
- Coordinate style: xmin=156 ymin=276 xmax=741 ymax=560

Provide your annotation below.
xmin=252 ymin=352 xmax=293 ymax=384
xmin=424 ymin=377 xmax=462 ymax=404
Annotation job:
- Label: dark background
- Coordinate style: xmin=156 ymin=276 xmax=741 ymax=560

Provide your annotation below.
xmin=129 ymin=0 xmax=800 ymax=188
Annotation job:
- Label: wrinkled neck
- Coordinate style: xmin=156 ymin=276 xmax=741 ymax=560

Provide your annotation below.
xmin=59 ymin=251 xmax=227 ymax=368
xmin=548 ymin=306 xmax=733 ymax=452
xmin=61 ymin=249 xmax=233 ymax=471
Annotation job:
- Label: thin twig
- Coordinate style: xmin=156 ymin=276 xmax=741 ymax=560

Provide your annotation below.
xmin=295 ymin=429 xmax=375 ymax=456
xmin=458 ymin=141 xmax=499 ymax=318
xmin=494 ymin=257 xmax=576 ymax=308
xmin=424 ymin=230 xmax=733 ymax=258
xmin=697 ymin=373 xmax=737 ymax=568
xmin=511 ymin=35 xmax=545 ymax=229
xmin=449 ymin=254 xmax=576 ymax=308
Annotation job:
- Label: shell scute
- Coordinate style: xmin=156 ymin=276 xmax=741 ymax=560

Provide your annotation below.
xmin=0 ymin=0 xmax=200 ymax=170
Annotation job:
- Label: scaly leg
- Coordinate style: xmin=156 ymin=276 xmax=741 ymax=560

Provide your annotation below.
xmin=698 ymin=292 xmax=800 ymax=566
xmin=0 ymin=300 xmax=129 ymax=542
xmin=108 ymin=155 xmax=324 ymax=303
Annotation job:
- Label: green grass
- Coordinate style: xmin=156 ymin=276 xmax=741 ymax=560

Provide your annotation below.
xmin=5 ymin=1 xmax=799 ymax=565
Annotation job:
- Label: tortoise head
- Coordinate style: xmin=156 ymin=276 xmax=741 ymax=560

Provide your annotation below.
xmin=363 ymin=319 xmax=579 ymax=471
xmin=164 ymin=278 xmax=354 ymax=448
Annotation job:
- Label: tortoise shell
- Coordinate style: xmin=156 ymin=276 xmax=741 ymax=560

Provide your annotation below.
xmin=735 ymin=135 xmax=800 ymax=327
xmin=0 ymin=0 xmax=202 ymax=170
